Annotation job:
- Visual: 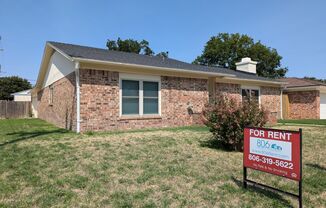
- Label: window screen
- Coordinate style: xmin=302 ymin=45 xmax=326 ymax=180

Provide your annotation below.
xmin=242 ymin=88 xmax=259 ymax=104
xmin=122 ymin=80 xmax=139 ymax=115
xmin=251 ymin=89 xmax=259 ymax=103
xmin=143 ymin=81 xmax=159 ymax=114
xmin=242 ymin=89 xmax=250 ymax=102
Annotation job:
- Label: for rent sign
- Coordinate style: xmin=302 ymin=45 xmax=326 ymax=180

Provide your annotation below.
xmin=244 ymin=127 xmax=301 ymax=181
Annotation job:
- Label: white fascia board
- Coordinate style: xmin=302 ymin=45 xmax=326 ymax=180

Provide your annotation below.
xmin=225 ymin=77 xmax=285 ymax=86
xmin=283 ymin=86 xmax=321 ymax=92
xmin=73 ymin=57 xmax=235 ymax=78
xmin=47 ymin=42 xmax=74 ymax=62
xmin=319 ymin=86 xmax=326 ymax=93
xmin=241 ymin=85 xmax=260 ymax=90
xmin=34 ymin=43 xmax=75 ymax=91
xmin=35 ymin=45 xmax=53 ymax=89
xmin=11 ymin=89 xmax=31 ymax=96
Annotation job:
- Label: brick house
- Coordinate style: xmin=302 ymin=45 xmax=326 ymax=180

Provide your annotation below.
xmin=280 ymin=78 xmax=326 ymax=119
xmin=32 ymin=42 xmax=284 ymax=133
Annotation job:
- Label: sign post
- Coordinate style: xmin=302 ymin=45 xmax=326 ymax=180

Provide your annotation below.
xmin=243 ymin=127 xmax=302 ymax=207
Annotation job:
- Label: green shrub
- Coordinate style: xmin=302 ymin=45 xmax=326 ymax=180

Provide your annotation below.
xmin=202 ymin=97 xmax=268 ymax=151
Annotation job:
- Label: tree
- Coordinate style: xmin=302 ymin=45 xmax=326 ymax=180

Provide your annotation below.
xmin=156 ymin=51 xmax=169 ymax=58
xmin=106 ymin=38 xmax=168 ymax=57
xmin=303 ymin=76 xmax=326 ymax=83
xmin=106 ymin=38 xmax=154 ymax=55
xmin=193 ymin=33 xmax=287 ymax=78
xmin=0 ymin=76 xmax=32 ymax=100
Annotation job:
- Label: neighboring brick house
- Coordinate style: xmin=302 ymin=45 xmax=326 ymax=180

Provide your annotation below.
xmin=32 ymin=42 xmax=284 ymax=133
xmin=280 ymin=78 xmax=326 ymax=119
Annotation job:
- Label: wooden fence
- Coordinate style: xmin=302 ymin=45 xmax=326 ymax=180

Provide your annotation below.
xmin=0 ymin=100 xmax=31 ymax=119
xmin=282 ymin=94 xmax=290 ymax=119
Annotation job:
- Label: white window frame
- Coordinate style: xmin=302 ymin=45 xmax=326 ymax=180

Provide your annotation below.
xmin=119 ymin=73 xmax=161 ymax=117
xmin=241 ymin=85 xmax=261 ymax=105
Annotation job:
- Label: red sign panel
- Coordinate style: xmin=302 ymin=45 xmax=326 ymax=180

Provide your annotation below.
xmin=244 ymin=127 xmax=301 ymax=181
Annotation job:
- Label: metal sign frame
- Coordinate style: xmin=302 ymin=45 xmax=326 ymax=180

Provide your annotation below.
xmin=243 ymin=127 xmax=302 ymax=208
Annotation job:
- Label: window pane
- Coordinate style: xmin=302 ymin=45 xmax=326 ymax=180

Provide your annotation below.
xmin=122 ymin=98 xmax=139 ymax=115
xmin=251 ymin=90 xmax=259 ymax=103
xmin=242 ymin=89 xmax=250 ymax=101
xmin=122 ymin=80 xmax=139 ymax=96
xmin=143 ymin=81 xmax=158 ymax=97
xmin=143 ymin=98 xmax=158 ymax=114
xmin=251 ymin=90 xmax=259 ymax=97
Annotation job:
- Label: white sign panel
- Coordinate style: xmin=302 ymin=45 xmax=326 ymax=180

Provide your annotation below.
xmin=250 ymin=137 xmax=292 ymax=161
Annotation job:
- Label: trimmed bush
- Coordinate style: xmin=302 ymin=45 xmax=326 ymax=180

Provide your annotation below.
xmin=202 ymin=97 xmax=268 ymax=151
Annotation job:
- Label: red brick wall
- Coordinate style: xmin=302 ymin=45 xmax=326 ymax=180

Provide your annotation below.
xmin=79 ymin=69 xmax=209 ymax=132
xmin=214 ymin=83 xmax=281 ymax=123
xmin=261 ymin=87 xmax=281 ymax=123
xmin=286 ymin=90 xmax=320 ymax=119
xmin=37 ymin=68 xmax=282 ymax=132
xmin=37 ymin=72 xmax=76 ymax=130
xmin=215 ymin=83 xmax=242 ymax=102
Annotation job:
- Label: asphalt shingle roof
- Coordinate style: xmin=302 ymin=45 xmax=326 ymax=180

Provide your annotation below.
xmin=48 ymin=41 xmax=281 ymax=82
xmin=280 ymin=77 xmax=326 ymax=88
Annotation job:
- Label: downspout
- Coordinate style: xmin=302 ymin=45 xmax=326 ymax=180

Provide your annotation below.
xmin=75 ymin=62 xmax=81 ymax=133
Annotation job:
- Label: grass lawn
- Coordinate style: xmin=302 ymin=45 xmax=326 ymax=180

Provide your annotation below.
xmin=278 ymin=119 xmax=326 ymax=126
xmin=0 ymin=119 xmax=325 ymax=208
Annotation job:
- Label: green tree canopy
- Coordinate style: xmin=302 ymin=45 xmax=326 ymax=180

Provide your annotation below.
xmin=106 ymin=38 xmax=168 ymax=57
xmin=0 ymin=76 xmax=32 ymax=100
xmin=303 ymin=76 xmax=326 ymax=83
xmin=193 ymin=33 xmax=287 ymax=78
xmin=156 ymin=51 xmax=169 ymax=58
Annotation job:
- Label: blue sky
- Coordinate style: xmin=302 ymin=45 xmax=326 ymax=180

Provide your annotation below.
xmin=0 ymin=0 xmax=325 ymax=84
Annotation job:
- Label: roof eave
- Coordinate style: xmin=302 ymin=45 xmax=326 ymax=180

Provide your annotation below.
xmin=47 ymin=42 xmax=74 ymax=62
xmin=11 ymin=89 xmax=31 ymax=96
xmin=34 ymin=42 xmax=74 ymax=91
xmin=320 ymin=86 xmax=326 ymax=93
xmin=35 ymin=42 xmax=284 ymax=90
xmin=73 ymin=57 xmax=236 ymax=78
xmin=34 ymin=44 xmax=53 ymax=90
xmin=225 ymin=77 xmax=285 ymax=86
xmin=283 ymin=85 xmax=322 ymax=92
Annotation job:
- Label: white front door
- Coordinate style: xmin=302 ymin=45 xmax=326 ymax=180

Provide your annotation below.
xmin=320 ymin=93 xmax=326 ymax=119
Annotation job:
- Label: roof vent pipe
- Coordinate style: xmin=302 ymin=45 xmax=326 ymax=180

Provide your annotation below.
xmin=235 ymin=57 xmax=257 ymax=74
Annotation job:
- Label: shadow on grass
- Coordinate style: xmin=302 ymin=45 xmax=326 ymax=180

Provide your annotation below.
xmin=306 ymin=163 xmax=326 ymax=171
xmin=1 ymin=129 xmax=69 ymax=147
xmin=84 ymin=125 xmax=209 ymax=137
xmin=231 ymin=176 xmax=294 ymax=207
xmin=199 ymin=138 xmax=234 ymax=152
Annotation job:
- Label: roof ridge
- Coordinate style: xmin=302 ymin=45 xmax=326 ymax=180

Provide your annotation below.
xmin=48 ymin=41 xmax=237 ymax=72
xmin=48 ymin=41 xmax=188 ymax=63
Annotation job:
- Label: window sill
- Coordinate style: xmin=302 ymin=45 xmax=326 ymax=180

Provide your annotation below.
xmin=119 ymin=115 xmax=162 ymax=120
